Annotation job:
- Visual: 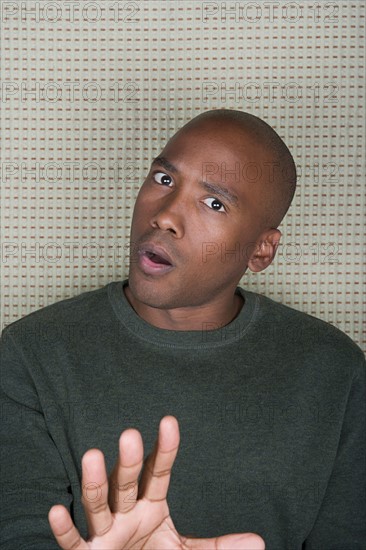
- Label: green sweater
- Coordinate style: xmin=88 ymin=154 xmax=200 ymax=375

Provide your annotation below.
xmin=1 ymin=280 xmax=365 ymax=549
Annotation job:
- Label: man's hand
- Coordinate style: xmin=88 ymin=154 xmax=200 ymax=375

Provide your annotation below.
xmin=48 ymin=416 xmax=265 ymax=549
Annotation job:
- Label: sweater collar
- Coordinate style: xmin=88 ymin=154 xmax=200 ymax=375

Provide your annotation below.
xmin=108 ymin=279 xmax=259 ymax=349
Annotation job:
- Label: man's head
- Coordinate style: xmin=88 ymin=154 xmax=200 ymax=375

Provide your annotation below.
xmin=126 ymin=109 xmax=297 ymax=311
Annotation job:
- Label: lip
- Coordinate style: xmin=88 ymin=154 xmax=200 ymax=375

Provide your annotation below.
xmin=137 ymin=242 xmax=175 ymax=276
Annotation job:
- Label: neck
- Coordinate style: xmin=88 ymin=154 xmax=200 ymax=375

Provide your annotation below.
xmin=123 ymin=285 xmax=244 ymax=331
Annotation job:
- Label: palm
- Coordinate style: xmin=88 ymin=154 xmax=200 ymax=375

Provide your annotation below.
xmin=49 ymin=416 xmax=264 ymax=549
xmin=101 ymin=500 xmax=180 ymax=549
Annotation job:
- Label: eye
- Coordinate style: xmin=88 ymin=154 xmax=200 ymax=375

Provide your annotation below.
xmin=203 ymin=197 xmax=226 ymax=213
xmin=153 ymin=172 xmax=173 ymax=186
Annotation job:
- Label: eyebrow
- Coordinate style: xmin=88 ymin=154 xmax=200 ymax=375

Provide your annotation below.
xmin=151 ymin=156 xmax=240 ymax=208
xmin=200 ymin=181 xmax=239 ymax=208
xmin=152 ymin=156 xmax=178 ymax=173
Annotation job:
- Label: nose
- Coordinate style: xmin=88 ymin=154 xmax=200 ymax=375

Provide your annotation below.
xmin=150 ymin=193 xmax=184 ymax=238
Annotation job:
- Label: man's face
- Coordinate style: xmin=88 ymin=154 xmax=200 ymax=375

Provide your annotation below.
xmin=127 ymin=121 xmax=276 ymax=310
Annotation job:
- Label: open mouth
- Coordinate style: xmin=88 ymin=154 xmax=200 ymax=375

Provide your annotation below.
xmin=138 ymin=249 xmax=174 ymax=276
xmin=144 ymin=251 xmax=172 ymax=266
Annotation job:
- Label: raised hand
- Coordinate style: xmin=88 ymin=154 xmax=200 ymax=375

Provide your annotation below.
xmin=49 ymin=416 xmax=265 ymax=549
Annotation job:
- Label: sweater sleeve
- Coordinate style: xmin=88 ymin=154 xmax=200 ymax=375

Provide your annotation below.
xmin=303 ymin=354 xmax=366 ymax=549
xmin=0 ymin=327 xmax=73 ymax=549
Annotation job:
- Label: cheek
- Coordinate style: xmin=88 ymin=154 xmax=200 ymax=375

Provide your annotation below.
xmin=200 ymin=221 xmax=240 ymax=248
xmin=130 ymin=194 xmax=153 ymax=226
xmin=199 ymin=225 xmax=256 ymax=269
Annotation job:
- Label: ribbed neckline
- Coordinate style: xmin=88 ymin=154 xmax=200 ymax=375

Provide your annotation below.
xmin=108 ymin=279 xmax=260 ymax=349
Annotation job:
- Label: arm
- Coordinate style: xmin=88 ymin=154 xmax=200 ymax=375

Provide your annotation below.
xmin=303 ymin=355 xmax=366 ymax=549
xmin=0 ymin=328 xmax=73 ymax=549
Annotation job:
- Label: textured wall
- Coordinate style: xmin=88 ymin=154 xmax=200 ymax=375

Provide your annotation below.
xmin=1 ymin=1 xmax=365 ymax=351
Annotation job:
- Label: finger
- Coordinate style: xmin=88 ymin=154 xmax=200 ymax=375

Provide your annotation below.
xmin=182 ymin=532 xmax=265 ymax=550
xmin=81 ymin=448 xmax=113 ymax=538
xmin=108 ymin=428 xmax=144 ymax=513
xmin=138 ymin=415 xmax=180 ymax=502
xmin=48 ymin=504 xmax=89 ymax=549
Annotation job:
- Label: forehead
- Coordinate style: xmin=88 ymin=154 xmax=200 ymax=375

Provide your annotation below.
xmin=159 ymin=122 xmax=273 ymax=187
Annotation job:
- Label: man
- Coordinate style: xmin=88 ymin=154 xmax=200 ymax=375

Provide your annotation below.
xmin=1 ymin=109 xmax=365 ymax=549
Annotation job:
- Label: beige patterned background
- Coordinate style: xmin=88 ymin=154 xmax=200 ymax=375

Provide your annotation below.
xmin=1 ymin=0 xmax=365 ymax=352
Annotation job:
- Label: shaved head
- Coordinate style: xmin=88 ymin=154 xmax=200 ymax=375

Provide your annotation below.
xmin=127 ymin=108 xmax=295 ymax=320
xmin=173 ymin=109 xmax=297 ymax=229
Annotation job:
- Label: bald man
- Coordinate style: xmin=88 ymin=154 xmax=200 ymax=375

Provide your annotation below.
xmin=1 ymin=110 xmax=365 ymax=549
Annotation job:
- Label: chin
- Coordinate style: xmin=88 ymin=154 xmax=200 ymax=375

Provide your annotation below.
xmin=127 ymin=274 xmax=176 ymax=309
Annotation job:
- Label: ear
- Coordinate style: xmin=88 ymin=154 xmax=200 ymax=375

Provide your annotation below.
xmin=247 ymin=229 xmax=282 ymax=273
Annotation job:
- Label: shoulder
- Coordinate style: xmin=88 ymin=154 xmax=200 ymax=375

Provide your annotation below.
xmin=1 ymin=282 xmax=118 ymax=346
xmin=242 ymin=288 xmax=365 ymax=377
